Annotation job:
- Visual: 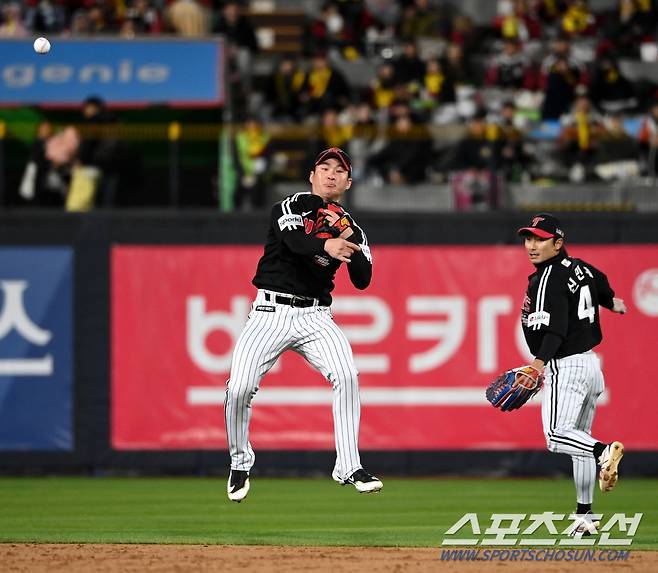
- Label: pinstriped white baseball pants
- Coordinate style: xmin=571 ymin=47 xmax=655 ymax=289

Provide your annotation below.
xmin=224 ymin=289 xmax=362 ymax=481
xmin=542 ymin=351 xmax=605 ymax=504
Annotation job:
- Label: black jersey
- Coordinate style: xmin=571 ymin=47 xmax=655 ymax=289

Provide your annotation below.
xmin=252 ymin=192 xmax=372 ymax=305
xmin=521 ymin=253 xmax=615 ymax=359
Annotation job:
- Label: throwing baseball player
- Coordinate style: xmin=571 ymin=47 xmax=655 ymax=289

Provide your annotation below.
xmin=517 ymin=213 xmax=626 ymax=534
xmin=224 ymin=147 xmax=383 ymax=502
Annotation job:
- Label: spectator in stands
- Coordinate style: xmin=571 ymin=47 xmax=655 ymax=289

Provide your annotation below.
xmin=317 ymin=107 xmax=353 ymax=150
xmin=535 ymin=0 xmax=568 ymax=30
xmin=123 ymin=0 xmax=162 ymax=35
xmin=0 ymin=2 xmax=27 ymax=37
xmin=416 ymin=57 xmax=456 ymax=114
xmin=345 ymin=100 xmax=378 ymax=182
xmin=557 ymin=94 xmax=606 ymax=181
xmin=306 ymin=1 xmax=348 ymax=56
xmin=445 ymin=108 xmax=496 ymax=172
xmin=24 ymin=0 xmax=67 ymax=34
xmin=485 ymin=38 xmax=535 ymax=91
xmin=87 ymin=1 xmax=118 ymax=34
xmin=638 ymin=100 xmax=658 ymax=176
xmin=19 ymin=122 xmax=75 ymax=207
xmin=589 ymin=51 xmax=638 ymax=114
xmin=365 ymin=0 xmax=400 ymax=28
xmin=307 ymin=107 xmax=354 ymax=172
xmin=265 ymin=56 xmax=306 ymax=121
xmin=442 ymin=41 xmax=476 ymax=88
xmin=392 ymin=40 xmax=426 ymax=90
xmin=67 ymin=1 xmax=118 ymax=36
xmin=166 ymin=0 xmax=210 ymax=36
xmin=594 ymin=113 xmax=640 ymax=180
xmin=539 ymin=34 xmax=588 ymax=120
xmin=367 ymin=109 xmax=431 ymax=184
xmin=213 ymin=0 xmax=258 ymax=53
xmin=300 ymin=53 xmax=351 ymax=117
xmin=616 ymin=0 xmax=658 ymax=58
xmin=369 ymin=62 xmax=398 ymax=112
xmin=560 ymin=0 xmax=596 ymax=36
xmin=493 ymin=0 xmax=542 ymax=41
xmin=398 ymin=0 xmax=445 ymax=40
xmin=70 ymin=7 xmax=93 ymax=35
xmin=233 ymin=115 xmax=272 ymax=210
xmin=340 ymin=0 xmax=376 ymax=54
xmin=441 ymin=107 xmax=502 ymax=209
xmin=491 ymin=100 xmax=531 ymax=181
xmin=76 ymin=96 xmax=133 ymax=207
xmin=214 ymin=1 xmax=258 ymax=114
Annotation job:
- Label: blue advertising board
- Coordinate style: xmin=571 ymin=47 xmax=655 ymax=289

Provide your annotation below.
xmin=0 ymin=38 xmax=224 ymax=106
xmin=0 ymin=248 xmax=73 ymax=450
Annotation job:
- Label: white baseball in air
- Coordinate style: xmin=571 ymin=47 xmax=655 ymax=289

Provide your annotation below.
xmin=33 ymin=37 xmax=51 ymax=54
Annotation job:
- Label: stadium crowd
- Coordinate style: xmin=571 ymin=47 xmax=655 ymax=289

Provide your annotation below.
xmin=5 ymin=0 xmax=658 ymax=209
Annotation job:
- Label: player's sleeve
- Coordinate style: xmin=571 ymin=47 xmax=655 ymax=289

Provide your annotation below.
xmin=535 ymin=332 xmax=563 ymax=363
xmin=588 ymin=263 xmax=615 ymax=310
xmin=273 ymin=195 xmax=327 ymax=256
xmin=345 ymin=218 xmax=372 ymax=290
xmin=527 ymin=266 xmax=568 ymax=338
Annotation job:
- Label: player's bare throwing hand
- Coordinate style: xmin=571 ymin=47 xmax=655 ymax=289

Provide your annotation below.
xmin=225 ymin=147 xmax=382 ymax=502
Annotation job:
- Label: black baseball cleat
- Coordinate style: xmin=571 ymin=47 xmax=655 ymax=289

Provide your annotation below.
xmin=340 ymin=469 xmax=383 ymax=494
xmin=227 ymin=470 xmax=250 ymax=502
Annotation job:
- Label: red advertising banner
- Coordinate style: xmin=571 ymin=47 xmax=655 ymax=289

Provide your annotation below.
xmin=111 ymin=245 xmax=658 ymax=450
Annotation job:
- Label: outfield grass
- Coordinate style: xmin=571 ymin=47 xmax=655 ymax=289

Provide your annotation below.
xmin=0 ymin=477 xmax=655 ymax=548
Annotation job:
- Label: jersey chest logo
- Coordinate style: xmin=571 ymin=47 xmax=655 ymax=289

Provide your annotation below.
xmin=304 ymin=218 xmax=314 ymax=234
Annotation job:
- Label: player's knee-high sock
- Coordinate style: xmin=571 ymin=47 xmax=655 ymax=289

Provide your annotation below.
xmin=572 ymin=454 xmax=596 ymax=505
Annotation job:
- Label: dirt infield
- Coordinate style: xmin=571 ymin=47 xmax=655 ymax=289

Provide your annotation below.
xmin=1 ymin=544 xmax=657 ymax=573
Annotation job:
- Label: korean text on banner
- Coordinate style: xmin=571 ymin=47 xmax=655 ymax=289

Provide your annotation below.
xmin=111 ymin=245 xmax=658 ymax=451
xmin=0 ymin=247 xmax=74 ymax=451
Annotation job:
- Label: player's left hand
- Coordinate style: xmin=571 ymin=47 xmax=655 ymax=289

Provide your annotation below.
xmin=513 ymin=365 xmax=544 ymax=390
xmin=612 ymin=297 xmax=626 ymax=314
xmin=485 ymin=365 xmax=545 ymax=412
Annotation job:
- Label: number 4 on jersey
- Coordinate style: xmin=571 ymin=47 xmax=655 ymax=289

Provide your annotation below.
xmin=578 ymin=285 xmax=595 ymax=323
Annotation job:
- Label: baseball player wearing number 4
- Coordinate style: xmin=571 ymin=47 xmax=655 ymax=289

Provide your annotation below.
xmin=518 ymin=214 xmax=626 ymax=535
xmin=225 ymin=147 xmax=382 ymax=502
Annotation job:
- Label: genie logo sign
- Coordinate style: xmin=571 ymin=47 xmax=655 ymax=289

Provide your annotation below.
xmin=0 ymin=248 xmax=73 ymax=450
xmin=0 ymin=38 xmax=223 ymax=105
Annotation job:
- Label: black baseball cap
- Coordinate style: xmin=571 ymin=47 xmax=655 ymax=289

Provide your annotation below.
xmin=314 ymin=147 xmax=352 ymax=176
xmin=517 ymin=213 xmax=565 ymax=239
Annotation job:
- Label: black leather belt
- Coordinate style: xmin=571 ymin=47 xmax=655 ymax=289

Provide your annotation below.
xmin=264 ymin=292 xmax=316 ymax=308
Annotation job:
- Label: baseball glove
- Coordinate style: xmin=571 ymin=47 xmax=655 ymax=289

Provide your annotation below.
xmin=314 ymin=201 xmax=351 ymax=239
xmin=485 ymin=365 xmax=544 ymax=412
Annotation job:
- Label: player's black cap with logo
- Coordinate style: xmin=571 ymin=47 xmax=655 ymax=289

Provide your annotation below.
xmin=517 ymin=213 xmax=565 ymax=239
xmin=314 ymin=147 xmax=352 ymax=177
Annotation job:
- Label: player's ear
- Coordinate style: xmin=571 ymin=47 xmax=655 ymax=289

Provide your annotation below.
xmin=554 ymin=237 xmax=564 ymax=250
xmin=309 ymin=170 xmax=314 ymax=184
xmin=344 ymin=177 xmax=352 ymax=190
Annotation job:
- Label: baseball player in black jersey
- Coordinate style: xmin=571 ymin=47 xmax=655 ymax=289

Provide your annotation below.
xmin=225 ymin=147 xmax=383 ymax=502
xmin=518 ymin=213 xmax=627 ymax=535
